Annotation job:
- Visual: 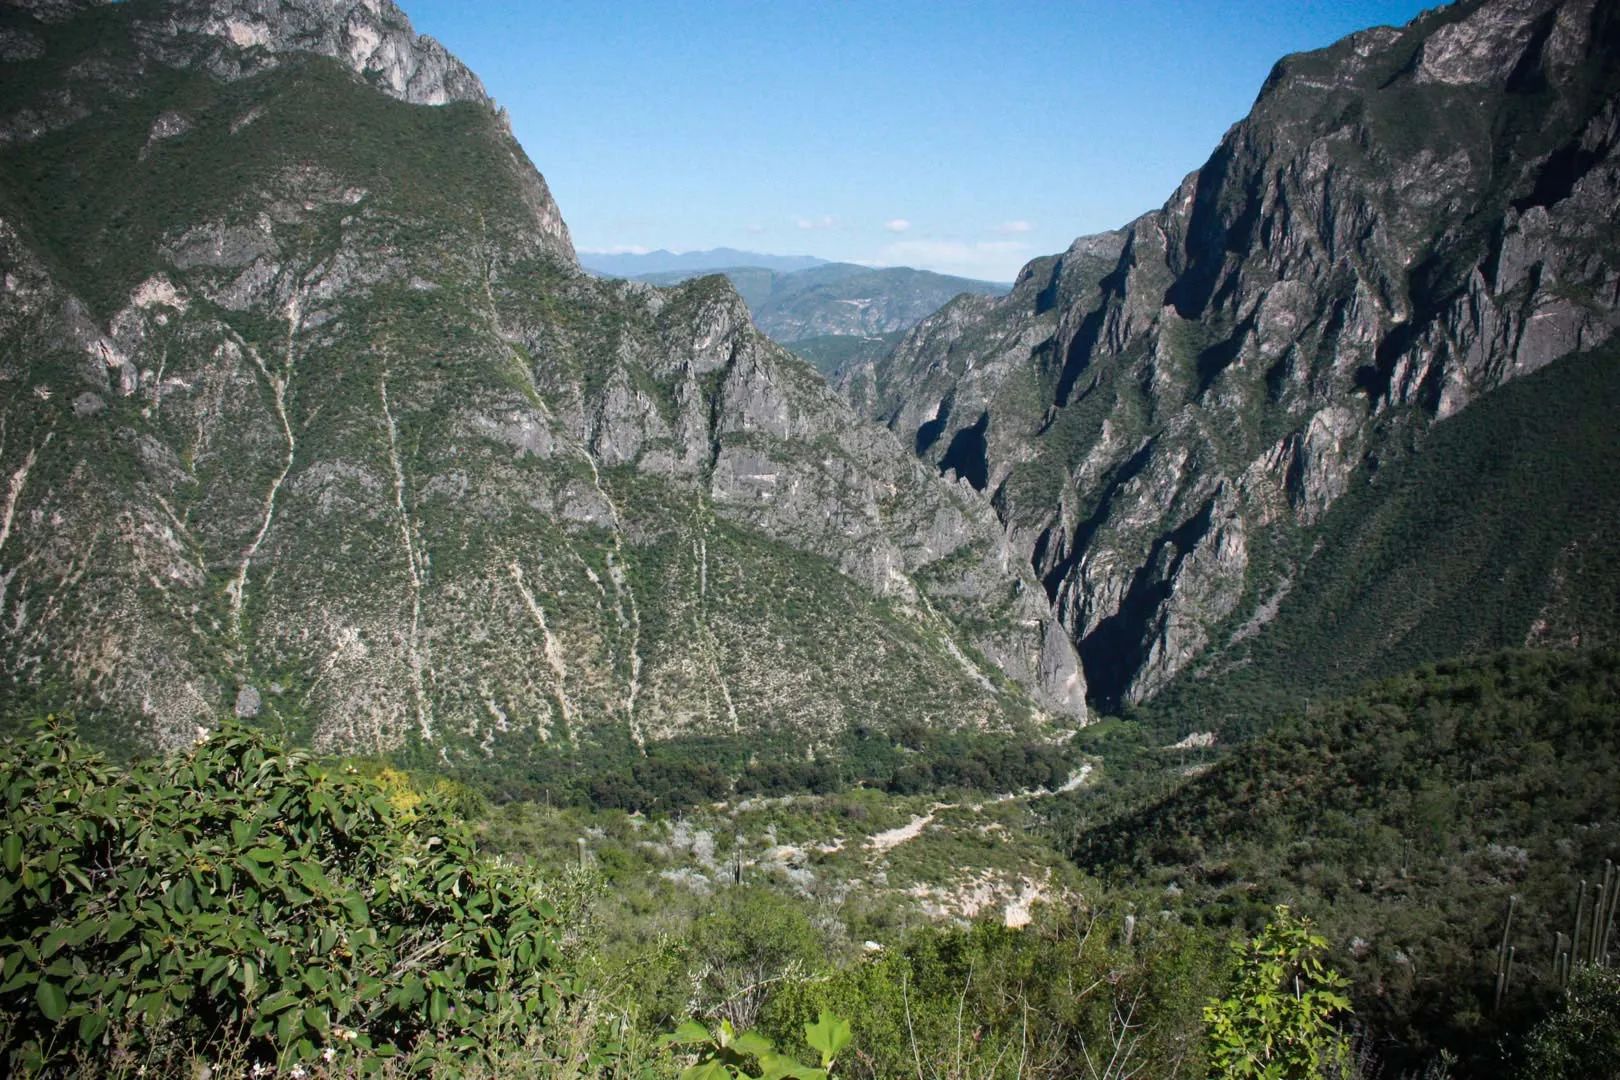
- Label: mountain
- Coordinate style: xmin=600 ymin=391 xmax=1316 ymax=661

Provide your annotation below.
xmin=630 ymin=262 xmax=1010 ymax=372
xmin=577 ymin=248 xmax=829 ymax=277
xmin=840 ymin=0 xmax=1620 ymax=713
xmin=0 ymin=0 xmax=1088 ymax=772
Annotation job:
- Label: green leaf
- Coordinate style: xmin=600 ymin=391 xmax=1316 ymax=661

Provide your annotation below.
xmin=804 ymin=1010 xmax=852 ymax=1065
xmin=680 ymin=1063 xmax=734 ymax=1080
xmin=258 ymin=991 xmax=299 ymax=1015
xmin=1 ymin=833 xmax=20 ymax=872
xmin=78 ymin=1010 xmax=107 ymax=1045
xmin=663 ymin=1020 xmax=714 ymax=1046
xmin=759 ymin=1052 xmax=827 ymax=1080
xmin=36 ymin=980 xmax=67 ymax=1021
xmin=732 ymin=1032 xmax=775 ymax=1057
xmin=342 ymin=894 xmax=370 ymax=925
xmin=292 ymin=861 xmax=331 ymax=895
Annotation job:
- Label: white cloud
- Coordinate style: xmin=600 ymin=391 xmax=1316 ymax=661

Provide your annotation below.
xmin=994 ymin=220 xmax=1033 ymax=235
xmin=744 ymin=223 xmax=765 ymax=235
xmin=884 ymin=218 xmax=912 ymax=233
xmin=579 ymin=244 xmax=652 ymax=255
xmin=796 ymin=215 xmax=839 ymax=231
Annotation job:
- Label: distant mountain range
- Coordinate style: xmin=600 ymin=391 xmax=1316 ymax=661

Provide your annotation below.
xmin=581 ymin=252 xmax=1011 ymax=376
xmin=626 ymin=263 xmax=1010 ymax=374
xmin=577 ymin=248 xmax=829 ymax=276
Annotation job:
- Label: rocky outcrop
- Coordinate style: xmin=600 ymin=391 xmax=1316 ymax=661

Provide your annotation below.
xmin=843 ymin=0 xmax=1620 ymax=708
xmin=131 ymin=0 xmax=491 ymax=108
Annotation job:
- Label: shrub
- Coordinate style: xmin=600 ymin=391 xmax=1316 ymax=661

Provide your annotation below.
xmin=1518 ymin=965 xmax=1620 ymax=1080
xmin=1203 ymin=907 xmax=1353 ymax=1080
xmin=662 ymin=1010 xmax=850 ymax=1080
xmin=0 ymin=720 xmax=568 ymax=1075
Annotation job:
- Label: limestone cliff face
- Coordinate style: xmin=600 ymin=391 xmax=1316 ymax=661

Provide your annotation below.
xmin=0 ymin=0 xmax=1084 ymax=758
xmin=137 ymin=0 xmax=494 ymax=108
xmin=842 ymin=0 xmax=1620 ymax=708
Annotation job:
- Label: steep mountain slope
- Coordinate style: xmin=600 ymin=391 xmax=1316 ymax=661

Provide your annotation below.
xmin=842 ymin=0 xmax=1620 ymax=710
xmin=0 ymin=0 xmax=1087 ymax=768
xmin=1154 ymin=337 xmax=1620 ymax=723
xmin=630 ymin=263 xmax=1009 ymax=350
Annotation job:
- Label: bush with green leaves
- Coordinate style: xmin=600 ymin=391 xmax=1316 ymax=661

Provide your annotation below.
xmin=0 ymin=720 xmax=569 ymax=1075
xmin=662 ymin=1010 xmax=851 ymax=1080
xmin=1203 ymin=907 xmax=1352 ymax=1080
xmin=1517 ymin=965 xmax=1620 ymax=1079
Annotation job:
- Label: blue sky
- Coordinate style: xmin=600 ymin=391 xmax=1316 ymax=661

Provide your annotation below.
xmin=400 ymin=1 xmax=1435 ymax=281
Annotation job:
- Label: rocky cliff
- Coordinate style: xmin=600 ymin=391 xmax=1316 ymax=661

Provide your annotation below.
xmin=842 ymin=0 xmax=1620 ymax=709
xmin=0 ymin=0 xmax=1086 ymax=766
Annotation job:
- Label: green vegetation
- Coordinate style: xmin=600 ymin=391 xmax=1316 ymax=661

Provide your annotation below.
xmin=0 ymin=719 xmax=1233 ymax=1080
xmin=1072 ymin=648 xmax=1620 ymax=1076
xmin=497 ymin=724 xmax=1081 ymax=813
xmin=786 ymin=332 xmax=906 ymax=377
xmin=762 ymin=909 xmax=1222 ymax=1080
xmin=660 ymin=1011 xmax=850 ymax=1080
xmin=0 ymin=721 xmax=570 ymax=1076
xmin=1202 ymin=908 xmax=1352 ymax=1080
xmin=1518 ymin=966 xmax=1620 ymax=1080
xmin=9 ymin=646 xmax=1620 ymax=1077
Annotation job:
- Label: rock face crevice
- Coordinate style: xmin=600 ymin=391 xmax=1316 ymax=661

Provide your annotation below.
xmin=840 ymin=0 xmax=1620 ymax=708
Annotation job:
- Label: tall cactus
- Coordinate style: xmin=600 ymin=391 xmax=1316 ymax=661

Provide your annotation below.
xmin=1601 ymin=861 xmax=1619 ymax=967
xmin=1494 ymin=895 xmax=1517 ymax=1013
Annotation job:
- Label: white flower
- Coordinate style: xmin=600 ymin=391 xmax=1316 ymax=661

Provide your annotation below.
xmin=288 ymin=1066 xmax=306 ymax=1079
xmin=322 ymin=1048 xmax=336 ymax=1063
